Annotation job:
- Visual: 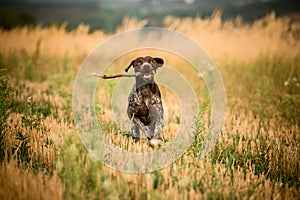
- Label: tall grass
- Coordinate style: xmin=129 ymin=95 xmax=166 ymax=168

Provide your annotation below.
xmin=0 ymin=13 xmax=299 ymax=199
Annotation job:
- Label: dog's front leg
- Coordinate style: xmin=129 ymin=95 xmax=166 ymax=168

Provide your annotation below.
xmin=148 ymin=105 xmax=164 ymax=147
xmin=154 ymin=117 xmax=163 ymax=140
xmin=131 ymin=117 xmax=153 ymax=139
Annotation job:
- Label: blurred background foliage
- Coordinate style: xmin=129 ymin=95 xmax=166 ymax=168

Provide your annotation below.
xmin=1 ymin=0 xmax=300 ymax=32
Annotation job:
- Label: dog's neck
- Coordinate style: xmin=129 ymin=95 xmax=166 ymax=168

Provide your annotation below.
xmin=135 ymin=77 xmax=158 ymax=94
xmin=135 ymin=77 xmax=155 ymax=87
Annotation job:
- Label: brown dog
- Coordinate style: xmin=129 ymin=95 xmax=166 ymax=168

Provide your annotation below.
xmin=125 ymin=56 xmax=164 ymax=147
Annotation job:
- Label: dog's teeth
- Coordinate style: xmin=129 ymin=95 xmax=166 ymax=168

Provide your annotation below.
xmin=144 ymin=74 xmax=151 ymax=79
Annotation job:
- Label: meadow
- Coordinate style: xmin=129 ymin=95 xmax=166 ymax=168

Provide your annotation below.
xmin=0 ymin=12 xmax=299 ymax=199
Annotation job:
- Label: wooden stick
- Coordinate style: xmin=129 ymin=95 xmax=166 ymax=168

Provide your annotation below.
xmin=91 ymin=72 xmax=139 ymax=79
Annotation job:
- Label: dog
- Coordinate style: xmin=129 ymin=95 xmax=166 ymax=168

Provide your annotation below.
xmin=125 ymin=56 xmax=164 ymax=147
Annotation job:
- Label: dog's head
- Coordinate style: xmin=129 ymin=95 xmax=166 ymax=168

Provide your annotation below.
xmin=125 ymin=56 xmax=164 ymax=82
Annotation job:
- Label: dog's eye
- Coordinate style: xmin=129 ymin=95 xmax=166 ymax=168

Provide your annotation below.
xmin=137 ymin=61 xmax=143 ymax=66
xmin=149 ymin=59 xmax=155 ymax=64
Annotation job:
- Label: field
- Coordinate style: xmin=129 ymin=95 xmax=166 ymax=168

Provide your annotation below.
xmin=0 ymin=12 xmax=300 ymax=199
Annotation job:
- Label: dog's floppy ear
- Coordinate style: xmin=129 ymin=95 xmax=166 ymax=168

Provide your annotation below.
xmin=154 ymin=57 xmax=164 ymax=67
xmin=125 ymin=59 xmax=135 ymax=72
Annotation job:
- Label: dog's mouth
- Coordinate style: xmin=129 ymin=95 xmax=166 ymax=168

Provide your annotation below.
xmin=136 ymin=70 xmax=155 ymax=81
xmin=143 ymin=73 xmax=153 ymax=79
xmin=135 ymin=66 xmax=157 ymax=81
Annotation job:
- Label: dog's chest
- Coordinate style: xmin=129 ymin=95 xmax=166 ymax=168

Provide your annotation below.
xmin=141 ymin=90 xmax=154 ymax=108
xmin=129 ymin=84 xmax=161 ymax=107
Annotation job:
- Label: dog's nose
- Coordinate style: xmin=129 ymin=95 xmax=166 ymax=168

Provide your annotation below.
xmin=142 ymin=63 xmax=151 ymax=72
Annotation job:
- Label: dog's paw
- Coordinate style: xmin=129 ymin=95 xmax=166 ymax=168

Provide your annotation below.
xmin=149 ymin=138 xmax=163 ymax=148
xmin=132 ymin=137 xmax=140 ymax=143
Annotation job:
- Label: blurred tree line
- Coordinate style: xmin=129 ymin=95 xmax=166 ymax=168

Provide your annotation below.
xmin=0 ymin=9 xmax=36 ymax=29
xmin=0 ymin=0 xmax=299 ymax=32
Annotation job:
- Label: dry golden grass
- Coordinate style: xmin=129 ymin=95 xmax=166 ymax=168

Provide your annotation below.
xmin=0 ymin=161 xmax=64 ymax=200
xmin=0 ymin=13 xmax=299 ymax=199
xmin=0 ymin=13 xmax=299 ymax=62
xmin=165 ymin=11 xmax=300 ymax=62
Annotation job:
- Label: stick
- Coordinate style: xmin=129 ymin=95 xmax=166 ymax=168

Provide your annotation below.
xmin=91 ymin=72 xmax=139 ymax=79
